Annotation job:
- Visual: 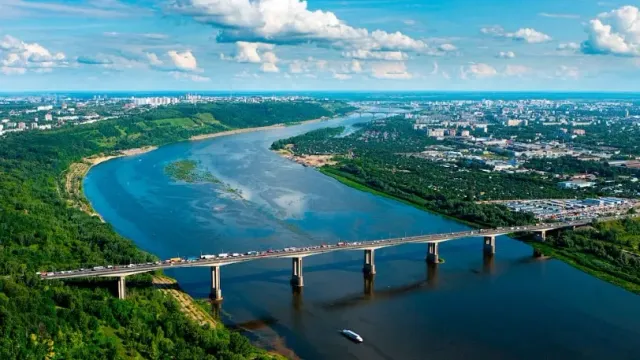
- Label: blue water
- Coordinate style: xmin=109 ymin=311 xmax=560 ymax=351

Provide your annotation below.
xmin=84 ymin=113 xmax=640 ymax=359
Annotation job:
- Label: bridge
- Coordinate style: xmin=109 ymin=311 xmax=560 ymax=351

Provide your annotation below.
xmin=41 ymin=215 xmax=636 ymax=301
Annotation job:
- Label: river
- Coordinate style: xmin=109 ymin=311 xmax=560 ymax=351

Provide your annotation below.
xmin=84 ymin=113 xmax=640 ymax=360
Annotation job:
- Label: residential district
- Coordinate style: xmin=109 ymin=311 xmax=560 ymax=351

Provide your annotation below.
xmin=0 ymin=93 xmax=314 ymax=136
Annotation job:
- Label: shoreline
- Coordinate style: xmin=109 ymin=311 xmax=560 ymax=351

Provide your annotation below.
xmin=319 ymin=168 xmax=640 ymax=296
xmin=64 ymin=146 xmax=158 ymax=222
xmin=189 ymin=115 xmax=338 ymax=142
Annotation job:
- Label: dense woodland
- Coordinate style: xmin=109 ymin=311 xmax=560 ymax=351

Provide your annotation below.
xmin=272 ymin=118 xmax=594 ymax=226
xmin=0 ymin=101 xmax=353 ymax=359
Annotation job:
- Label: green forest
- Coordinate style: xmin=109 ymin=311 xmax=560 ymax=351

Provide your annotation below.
xmin=532 ymin=218 xmax=640 ymax=294
xmin=0 ymin=100 xmax=351 ymax=359
xmin=270 ymin=117 xmax=584 ymax=227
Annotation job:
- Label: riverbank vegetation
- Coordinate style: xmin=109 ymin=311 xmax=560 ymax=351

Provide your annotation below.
xmin=271 ymin=118 xmax=553 ymax=227
xmin=0 ymin=100 xmax=349 ymax=358
xmin=530 ymin=218 xmax=640 ymax=294
xmin=271 ymin=117 xmax=640 ymax=294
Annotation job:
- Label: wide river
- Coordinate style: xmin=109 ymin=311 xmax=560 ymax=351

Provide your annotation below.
xmin=85 ymin=114 xmax=640 ymax=360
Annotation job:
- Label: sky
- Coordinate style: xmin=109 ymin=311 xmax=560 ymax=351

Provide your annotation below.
xmin=0 ymin=0 xmax=639 ymax=91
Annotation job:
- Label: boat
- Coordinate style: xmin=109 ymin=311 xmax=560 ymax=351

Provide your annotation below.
xmin=340 ymin=329 xmax=363 ymax=343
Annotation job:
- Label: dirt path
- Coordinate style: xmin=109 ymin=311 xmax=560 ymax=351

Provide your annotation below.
xmin=153 ymin=276 xmax=217 ymax=328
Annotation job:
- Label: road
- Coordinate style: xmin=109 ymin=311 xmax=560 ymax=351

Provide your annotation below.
xmin=41 ymin=214 xmax=636 ymax=280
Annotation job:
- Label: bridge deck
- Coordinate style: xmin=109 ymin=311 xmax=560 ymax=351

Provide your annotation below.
xmin=40 ymin=216 xmax=629 ymax=281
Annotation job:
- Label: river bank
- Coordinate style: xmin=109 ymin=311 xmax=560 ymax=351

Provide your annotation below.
xmin=63 ymin=146 xmax=158 ymax=220
xmin=318 ymin=167 xmax=640 ymax=296
xmin=189 ymin=115 xmax=340 ymax=142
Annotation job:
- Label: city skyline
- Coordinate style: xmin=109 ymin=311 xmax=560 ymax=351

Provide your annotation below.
xmin=0 ymin=0 xmax=639 ymax=91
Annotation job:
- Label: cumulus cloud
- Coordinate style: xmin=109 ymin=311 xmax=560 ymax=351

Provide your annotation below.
xmin=169 ymin=0 xmax=428 ymax=54
xmin=581 ymin=6 xmax=640 ymax=56
xmin=497 ymin=51 xmax=516 ymax=59
xmin=460 ymin=63 xmax=498 ymax=79
xmin=481 ymin=25 xmax=552 ymax=43
xmin=0 ymin=35 xmax=67 ymax=75
xmin=342 ymin=49 xmax=408 ymax=61
xmin=507 ymin=28 xmax=552 ymax=43
xmin=370 ymin=62 xmax=412 ymax=79
xmin=232 ymin=41 xmax=274 ymax=63
xmin=167 ymin=50 xmax=198 ymax=71
xmin=225 ymin=42 xmax=279 ymax=72
xmin=260 ymin=50 xmax=279 ymax=72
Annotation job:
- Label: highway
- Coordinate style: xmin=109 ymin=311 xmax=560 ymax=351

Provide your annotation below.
xmin=41 ymin=214 xmax=635 ymax=281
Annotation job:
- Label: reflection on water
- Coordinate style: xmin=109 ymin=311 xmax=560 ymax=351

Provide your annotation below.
xmin=84 ymin=113 xmax=640 ymax=360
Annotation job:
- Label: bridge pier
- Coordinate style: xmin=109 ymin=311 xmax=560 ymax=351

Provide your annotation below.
xmin=427 ymin=262 xmax=439 ymax=288
xmin=117 ymin=276 xmax=126 ymax=300
xmin=483 ymin=236 xmax=496 ymax=255
xmin=363 ymin=249 xmax=376 ymax=275
xmin=536 ymin=230 xmax=547 ymax=242
xmin=364 ymin=274 xmax=375 ymax=297
xmin=426 ymin=242 xmax=439 ymax=264
xmin=210 ymin=265 xmax=223 ymax=302
xmin=291 ymin=257 xmax=304 ymax=287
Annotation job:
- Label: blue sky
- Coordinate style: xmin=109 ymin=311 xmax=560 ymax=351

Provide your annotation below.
xmin=0 ymin=0 xmax=638 ymax=91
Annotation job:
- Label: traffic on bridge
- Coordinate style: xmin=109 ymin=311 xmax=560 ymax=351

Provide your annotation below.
xmin=40 ymin=214 xmax=637 ymax=300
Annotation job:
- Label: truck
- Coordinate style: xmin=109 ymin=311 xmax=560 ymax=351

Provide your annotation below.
xmin=169 ymin=257 xmax=182 ymax=263
xmin=92 ymin=266 xmax=105 ymax=271
xmin=201 ymin=254 xmax=216 ymax=259
xmin=218 ymin=253 xmax=229 ymax=258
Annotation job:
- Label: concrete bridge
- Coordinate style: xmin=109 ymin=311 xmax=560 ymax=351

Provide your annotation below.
xmin=41 ymin=215 xmax=635 ymax=301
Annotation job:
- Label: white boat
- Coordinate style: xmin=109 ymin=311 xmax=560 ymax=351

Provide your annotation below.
xmin=340 ymin=329 xmax=363 ymax=343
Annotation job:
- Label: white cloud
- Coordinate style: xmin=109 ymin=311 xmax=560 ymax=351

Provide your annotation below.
xmin=497 ymin=51 xmax=516 ymax=59
xmin=555 ymin=65 xmax=580 ymax=79
xmin=403 ymin=19 xmax=416 ymax=26
xmin=370 ymin=62 xmax=412 ymax=79
xmin=480 ymin=25 xmax=505 ymax=36
xmin=557 ymin=42 xmax=580 ymax=51
xmin=430 ymin=61 xmax=439 ymax=75
xmin=1 ymin=66 xmax=26 ymax=75
xmin=260 ymin=62 xmax=279 ymax=72
xmin=333 ymin=73 xmax=352 ymax=80
xmin=171 ymin=71 xmax=211 ymax=82
xmin=438 ymin=43 xmax=457 ymax=52
xmin=145 ymin=52 xmax=163 ymax=66
xmin=504 ymin=64 xmax=532 ymax=76
xmin=342 ymin=49 xmax=408 ymax=61
xmin=507 ymin=28 xmax=552 ymax=43
xmin=0 ymin=35 xmax=67 ymax=75
xmin=260 ymin=50 xmax=279 ymax=72
xmin=167 ymin=50 xmax=198 ymax=71
xmin=582 ymin=6 xmax=640 ymax=56
xmin=539 ymin=12 xmax=580 ymax=19
xmin=461 ymin=63 xmax=498 ymax=79
xmin=233 ymin=41 xmax=274 ymax=63
xmin=350 ymin=59 xmax=362 ymax=73
xmin=481 ymin=26 xmax=552 ymax=43
xmin=170 ymin=0 xmax=428 ymax=53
